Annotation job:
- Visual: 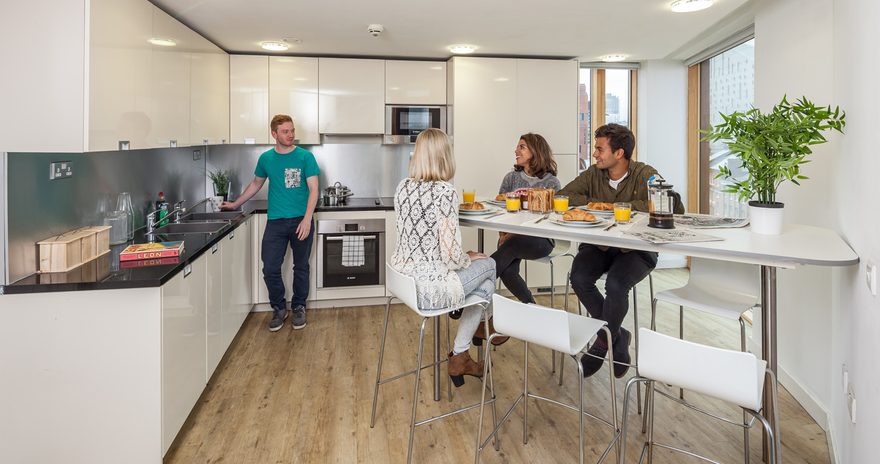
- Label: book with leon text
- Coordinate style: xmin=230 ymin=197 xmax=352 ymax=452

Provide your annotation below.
xmin=119 ymin=241 xmax=185 ymax=261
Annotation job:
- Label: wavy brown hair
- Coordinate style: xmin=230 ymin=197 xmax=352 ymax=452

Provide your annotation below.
xmin=513 ymin=133 xmax=557 ymax=178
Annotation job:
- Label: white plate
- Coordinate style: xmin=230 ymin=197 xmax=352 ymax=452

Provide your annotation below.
xmin=459 ymin=205 xmax=500 ymax=216
xmin=550 ymin=218 xmax=607 ymax=228
xmin=486 ymin=199 xmax=507 ymax=207
xmin=580 ymin=207 xmax=614 ymax=217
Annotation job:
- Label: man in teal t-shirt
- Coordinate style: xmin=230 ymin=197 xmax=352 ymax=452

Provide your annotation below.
xmin=222 ymin=115 xmax=319 ymax=332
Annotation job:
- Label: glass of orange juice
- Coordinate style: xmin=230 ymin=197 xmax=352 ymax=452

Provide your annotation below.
xmin=462 ymin=189 xmax=476 ymax=204
xmin=553 ymin=195 xmax=569 ymax=213
xmin=506 ymin=194 xmax=521 ymax=213
xmin=614 ymin=202 xmax=632 ymax=224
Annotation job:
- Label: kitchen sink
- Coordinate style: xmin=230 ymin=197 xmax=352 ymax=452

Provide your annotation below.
xmin=153 ymin=221 xmax=229 ymax=235
xmin=186 ymin=211 xmax=244 ymax=221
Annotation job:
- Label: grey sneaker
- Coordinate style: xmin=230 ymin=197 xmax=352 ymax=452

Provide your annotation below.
xmin=292 ymin=305 xmax=307 ymax=330
xmin=268 ymin=307 xmax=288 ymax=332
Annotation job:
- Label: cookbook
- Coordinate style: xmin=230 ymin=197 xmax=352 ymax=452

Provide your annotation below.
xmin=119 ymin=241 xmax=185 ymax=261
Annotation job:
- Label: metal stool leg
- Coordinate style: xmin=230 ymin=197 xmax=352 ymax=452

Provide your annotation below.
xmin=577 ymin=354 xmax=585 ymax=464
xmin=446 ymin=315 xmax=453 ymax=402
xmin=370 ymin=297 xmax=393 ymax=428
xmin=633 ymin=284 xmax=642 ymax=415
xmin=679 ymin=304 xmax=685 ymax=399
xmin=523 ymin=340 xmax=530 ymax=444
xmin=406 ymin=317 xmax=430 ymax=464
xmin=741 ymin=317 xmax=750 ymax=464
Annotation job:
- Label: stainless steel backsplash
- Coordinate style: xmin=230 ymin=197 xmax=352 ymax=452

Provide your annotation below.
xmin=206 ymin=143 xmax=411 ymax=200
xmin=4 ymin=147 xmax=205 ymax=284
xmin=3 ymin=143 xmax=411 ymax=284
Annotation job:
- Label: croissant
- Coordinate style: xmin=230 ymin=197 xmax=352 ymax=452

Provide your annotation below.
xmin=562 ymin=209 xmax=596 ymax=222
xmin=460 ymin=202 xmax=485 ymax=211
xmin=495 ymin=193 xmax=507 ymax=201
xmin=587 ymin=202 xmax=614 ymax=211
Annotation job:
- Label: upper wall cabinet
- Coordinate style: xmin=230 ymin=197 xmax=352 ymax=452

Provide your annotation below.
xmin=385 ymin=61 xmax=447 ymax=105
xmin=319 ymin=58 xmax=385 ymax=134
xmin=89 ymin=0 xmax=154 ymax=152
xmin=516 ymin=59 xmax=578 ymax=155
xmin=269 ymin=57 xmax=319 ymax=145
xmin=230 ymin=55 xmax=269 ymax=144
xmin=190 ymin=46 xmax=229 ymax=145
xmin=150 ymin=6 xmax=191 ymax=148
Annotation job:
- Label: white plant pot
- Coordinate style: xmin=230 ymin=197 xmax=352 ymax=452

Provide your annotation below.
xmin=748 ymin=201 xmax=784 ymax=235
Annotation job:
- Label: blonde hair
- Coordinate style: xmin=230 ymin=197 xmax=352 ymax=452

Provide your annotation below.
xmin=270 ymin=114 xmax=294 ymax=133
xmin=408 ymin=128 xmax=455 ymax=181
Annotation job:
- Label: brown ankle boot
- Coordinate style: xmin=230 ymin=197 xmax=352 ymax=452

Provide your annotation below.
xmin=472 ymin=317 xmax=510 ymax=346
xmin=448 ymin=351 xmax=484 ymax=387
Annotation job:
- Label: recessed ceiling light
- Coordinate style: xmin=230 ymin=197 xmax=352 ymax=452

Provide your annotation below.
xmin=148 ymin=38 xmax=176 ymax=47
xmin=449 ymin=44 xmax=476 ymax=54
xmin=600 ymin=54 xmax=628 ymax=62
xmin=670 ymin=0 xmax=714 ymax=13
xmin=261 ymin=41 xmax=289 ymax=51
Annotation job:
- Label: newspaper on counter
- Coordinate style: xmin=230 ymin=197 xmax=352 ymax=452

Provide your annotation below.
xmin=673 ymin=214 xmax=749 ymax=229
xmin=623 ymin=224 xmax=724 ymax=244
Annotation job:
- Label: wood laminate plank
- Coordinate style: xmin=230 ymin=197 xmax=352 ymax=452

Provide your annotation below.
xmin=165 ymin=269 xmax=829 ymax=464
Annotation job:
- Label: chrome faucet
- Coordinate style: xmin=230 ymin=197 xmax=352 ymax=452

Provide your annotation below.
xmin=171 ymin=200 xmax=186 ymax=223
xmin=146 ymin=210 xmax=162 ymax=234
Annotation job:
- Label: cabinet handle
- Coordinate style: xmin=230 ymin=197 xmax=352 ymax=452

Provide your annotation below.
xmin=212 ymin=244 xmax=219 ymax=254
xmin=184 ymin=264 xmax=192 ymax=277
xmin=229 ymin=231 xmax=235 ymax=240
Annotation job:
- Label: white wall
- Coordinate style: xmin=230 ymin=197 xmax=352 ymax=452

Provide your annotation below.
xmin=755 ymin=1 xmax=880 ymax=463
xmin=830 ymin=1 xmax=880 ymax=462
xmin=754 ymin=0 xmax=836 ymax=429
xmin=637 ymin=60 xmax=688 ymax=268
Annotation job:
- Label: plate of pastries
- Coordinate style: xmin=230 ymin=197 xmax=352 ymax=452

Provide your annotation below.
xmin=551 ymin=209 xmax=607 ymax=228
xmin=459 ymin=201 xmax=498 ymax=215
xmin=582 ymin=201 xmax=615 ymax=217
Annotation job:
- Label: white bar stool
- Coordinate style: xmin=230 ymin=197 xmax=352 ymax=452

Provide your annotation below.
xmin=371 ymin=264 xmax=498 ymax=464
xmin=475 ymin=295 xmax=620 ymax=464
xmin=649 ymin=257 xmax=758 ymax=456
xmin=619 ymin=328 xmax=779 ymax=464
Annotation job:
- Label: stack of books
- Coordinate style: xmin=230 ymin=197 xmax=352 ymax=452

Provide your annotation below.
xmin=119 ymin=241 xmax=184 ymax=268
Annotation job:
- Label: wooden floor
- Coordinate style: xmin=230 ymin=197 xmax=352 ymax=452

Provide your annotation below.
xmin=165 ymin=268 xmax=831 ymax=464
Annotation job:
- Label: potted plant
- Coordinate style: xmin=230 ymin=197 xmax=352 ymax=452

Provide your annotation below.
xmin=208 ymin=169 xmax=231 ymax=201
xmin=703 ymin=96 xmax=845 ymax=234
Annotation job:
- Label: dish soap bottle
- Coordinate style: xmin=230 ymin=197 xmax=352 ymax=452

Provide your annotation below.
xmin=156 ymin=191 xmax=169 ymax=227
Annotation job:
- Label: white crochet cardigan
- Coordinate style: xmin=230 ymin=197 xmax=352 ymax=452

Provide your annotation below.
xmin=390 ymin=178 xmax=470 ymax=310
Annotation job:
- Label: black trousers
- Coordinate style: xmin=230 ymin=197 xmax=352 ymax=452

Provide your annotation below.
xmin=569 ymin=244 xmax=657 ymax=339
xmin=490 ymin=235 xmax=554 ymax=303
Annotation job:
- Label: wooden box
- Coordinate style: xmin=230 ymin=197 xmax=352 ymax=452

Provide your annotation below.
xmin=37 ymin=226 xmax=112 ymax=273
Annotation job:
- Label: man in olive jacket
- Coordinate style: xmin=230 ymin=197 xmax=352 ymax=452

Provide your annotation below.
xmin=558 ymin=123 xmax=683 ymax=379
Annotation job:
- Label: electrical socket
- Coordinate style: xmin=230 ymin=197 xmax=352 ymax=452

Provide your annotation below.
xmin=866 ymin=263 xmax=877 ymax=296
xmin=192 ymin=149 xmax=201 ymax=161
xmin=49 ymin=161 xmax=73 ymax=180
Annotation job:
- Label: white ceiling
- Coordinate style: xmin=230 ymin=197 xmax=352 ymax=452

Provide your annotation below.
xmin=152 ymin=0 xmax=751 ymax=61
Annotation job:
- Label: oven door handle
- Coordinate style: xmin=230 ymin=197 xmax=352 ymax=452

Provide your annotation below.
xmin=325 ymin=235 xmax=378 ymax=241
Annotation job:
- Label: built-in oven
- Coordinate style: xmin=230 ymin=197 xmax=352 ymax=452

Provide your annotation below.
xmin=384 ymin=105 xmax=447 ymax=144
xmin=316 ymin=219 xmax=385 ymax=288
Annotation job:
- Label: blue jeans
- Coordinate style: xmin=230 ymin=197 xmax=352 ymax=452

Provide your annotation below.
xmin=452 ymin=257 xmax=496 ymax=354
xmin=262 ymin=217 xmax=314 ymax=310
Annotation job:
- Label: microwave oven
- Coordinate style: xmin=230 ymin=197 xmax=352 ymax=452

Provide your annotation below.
xmin=384 ymin=105 xmax=447 ymax=144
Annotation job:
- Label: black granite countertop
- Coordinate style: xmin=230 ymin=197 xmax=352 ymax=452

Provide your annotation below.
xmin=1 ymin=197 xmax=393 ymax=295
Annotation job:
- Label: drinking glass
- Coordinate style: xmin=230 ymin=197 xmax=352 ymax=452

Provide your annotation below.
xmin=462 ymin=189 xmax=476 ymax=204
xmin=614 ymin=202 xmax=632 ymax=224
xmin=505 ymin=194 xmax=521 ymax=213
xmin=116 ymin=192 xmax=135 ymax=240
xmin=104 ymin=211 xmax=129 ymax=245
xmin=553 ymin=195 xmax=569 ymax=213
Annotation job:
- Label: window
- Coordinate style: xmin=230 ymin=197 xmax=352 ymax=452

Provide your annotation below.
xmin=578 ymin=66 xmax=638 ymax=172
xmin=688 ymin=38 xmax=754 ymax=216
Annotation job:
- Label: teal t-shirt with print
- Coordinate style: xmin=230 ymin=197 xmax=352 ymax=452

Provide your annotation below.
xmin=254 ymin=147 xmax=320 ymax=220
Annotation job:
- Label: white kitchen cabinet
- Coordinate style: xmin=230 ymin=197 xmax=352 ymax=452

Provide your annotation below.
xmin=516 ymin=59 xmax=578 ymax=155
xmin=161 ymin=257 xmax=207 ymax=454
xmin=88 ymin=0 xmax=154 ymax=152
xmin=150 ymin=5 xmax=191 ymax=148
xmin=269 ymin=57 xmax=320 ymax=145
xmin=385 ymin=60 xmax=447 ymax=105
xmin=190 ymin=42 xmax=229 ymax=145
xmin=206 ymin=241 xmax=223 ymax=380
xmin=222 ymin=217 xmax=254 ymax=347
xmin=230 ymin=55 xmax=270 ymax=144
xmin=319 ymin=58 xmax=385 ymax=134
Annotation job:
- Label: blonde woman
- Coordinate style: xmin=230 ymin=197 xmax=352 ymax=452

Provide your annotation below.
xmin=390 ymin=128 xmax=496 ymax=387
